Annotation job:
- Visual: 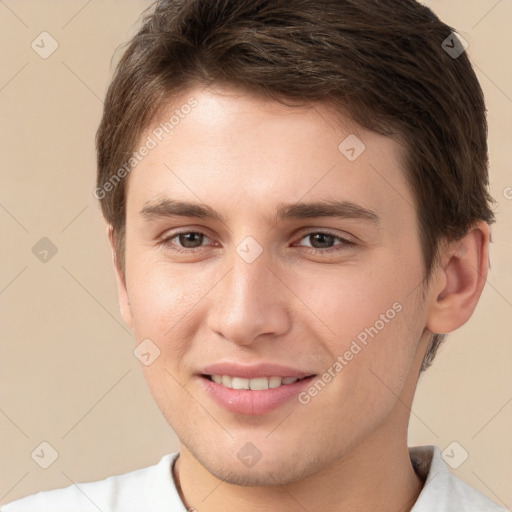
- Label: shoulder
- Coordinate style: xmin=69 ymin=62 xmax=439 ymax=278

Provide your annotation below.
xmin=410 ymin=445 xmax=507 ymax=512
xmin=0 ymin=453 xmax=180 ymax=512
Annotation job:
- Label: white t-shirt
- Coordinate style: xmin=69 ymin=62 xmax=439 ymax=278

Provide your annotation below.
xmin=1 ymin=446 xmax=506 ymax=512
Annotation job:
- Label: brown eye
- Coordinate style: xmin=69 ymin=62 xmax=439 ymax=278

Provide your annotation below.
xmin=304 ymin=233 xmax=337 ymax=249
xmin=162 ymin=231 xmax=212 ymax=252
xmin=297 ymin=231 xmax=354 ymax=253
xmin=176 ymin=232 xmax=205 ymax=248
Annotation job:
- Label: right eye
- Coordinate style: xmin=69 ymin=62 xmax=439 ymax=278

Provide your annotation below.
xmin=161 ymin=231 xmax=214 ymax=252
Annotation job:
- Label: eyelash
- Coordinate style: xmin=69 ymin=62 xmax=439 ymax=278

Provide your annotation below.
xmin=160 ymin=229 xmax=355 ymax=255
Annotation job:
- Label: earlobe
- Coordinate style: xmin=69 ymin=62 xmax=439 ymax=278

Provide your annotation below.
xmin=107 ymin=225 xmax=134 ymax=330
xmin=426 ymin=221 xmax=490 ymax=335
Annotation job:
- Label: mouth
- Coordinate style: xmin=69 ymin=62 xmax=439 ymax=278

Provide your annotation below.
xmin=201 ymin=374 xmax=314 ymax=390
xmin=198 ymin=371 xmax=317 ymax=415
xmin=197 ymin=362 xmax=318 ymax=415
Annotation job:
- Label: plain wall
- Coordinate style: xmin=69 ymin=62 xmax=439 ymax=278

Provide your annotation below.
xmin=1 ymin=0 xmax=511 ymax=507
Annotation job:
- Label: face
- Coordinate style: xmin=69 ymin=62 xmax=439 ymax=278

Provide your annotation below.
xmin=116 ymin=84 xmax=432 ymax=485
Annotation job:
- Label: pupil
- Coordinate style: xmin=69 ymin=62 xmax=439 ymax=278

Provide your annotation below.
xmin=311 ymin=233 xmax=333 ymax=249
xmin=180 ymin=232 xmax=203 ymax=248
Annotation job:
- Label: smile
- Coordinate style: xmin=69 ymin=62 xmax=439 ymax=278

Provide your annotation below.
xmin=199 ymin=373 xmax=317 ymax=415
xmin=204 ymin=375 xmax=308 ymax=390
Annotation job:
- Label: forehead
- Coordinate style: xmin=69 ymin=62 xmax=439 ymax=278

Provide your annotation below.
xmin=125 ymin=84 xmax=414 ymax=228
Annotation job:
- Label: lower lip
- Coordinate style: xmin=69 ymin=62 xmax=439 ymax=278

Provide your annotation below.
xmin=199 ymin=376 xmax=316 ymax=415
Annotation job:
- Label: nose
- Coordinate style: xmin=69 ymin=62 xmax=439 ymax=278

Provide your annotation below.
xmin=206 ymin=249 xmax=292 ymax=346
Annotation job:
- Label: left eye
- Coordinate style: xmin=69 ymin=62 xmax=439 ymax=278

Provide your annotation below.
xmin=297 ymin=231 xmax=351 ymax=251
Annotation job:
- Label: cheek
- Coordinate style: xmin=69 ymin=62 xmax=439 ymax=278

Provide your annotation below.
xmin=300 ymin=251 xmax=424 ymax=399
xmin=126 ymin=261 xmax=209 ymax=342
xmin=294 ymin=257 xmax=416 ymax=344
xmin=126 ymin=263 xmax=207 ymax=415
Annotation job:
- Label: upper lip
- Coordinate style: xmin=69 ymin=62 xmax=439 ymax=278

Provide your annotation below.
xmin=201 ymin=362 xmax=316 ymax=380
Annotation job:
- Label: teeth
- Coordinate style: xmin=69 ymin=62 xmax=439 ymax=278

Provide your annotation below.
xmin=268 ymin=376 xmax=282 ymax=388
xmin=250 ymin=377 xmax=269 ymax=390
xmin=231 ymin=377 xmax=250 ymax=390
xmin=210 ymin=375 xmax=300 ymax=389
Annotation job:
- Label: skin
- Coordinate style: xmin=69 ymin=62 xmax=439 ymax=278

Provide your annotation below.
xmin=109 ymin=83 xmax=490 ymax=512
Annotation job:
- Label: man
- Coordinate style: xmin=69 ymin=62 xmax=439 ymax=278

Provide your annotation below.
xmin=2 ymin=0 xmax=505 ymax=510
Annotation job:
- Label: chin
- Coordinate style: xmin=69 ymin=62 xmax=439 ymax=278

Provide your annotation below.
xmin=186 ymin=438 xmax=325 ymax=487
xmin=206 ymin=459 xmax=313 ymax=487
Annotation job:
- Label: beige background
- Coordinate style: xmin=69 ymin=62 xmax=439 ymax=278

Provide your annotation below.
xmin=0 ymin=0 xmax=511 ymax=507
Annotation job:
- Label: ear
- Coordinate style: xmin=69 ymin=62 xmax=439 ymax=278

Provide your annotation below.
xmin=426 ymin=221 xmax=490 ymax=335
xmin=107 ymin=225 xmax=134 ymax=330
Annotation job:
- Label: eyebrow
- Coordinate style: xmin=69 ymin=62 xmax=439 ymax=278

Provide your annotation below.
xmin=139 ymin=198 xmax=380 ymax=225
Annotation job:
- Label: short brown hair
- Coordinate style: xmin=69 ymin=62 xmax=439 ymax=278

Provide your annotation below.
xmin=96 ymin=0 xmax=495 ymax=371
